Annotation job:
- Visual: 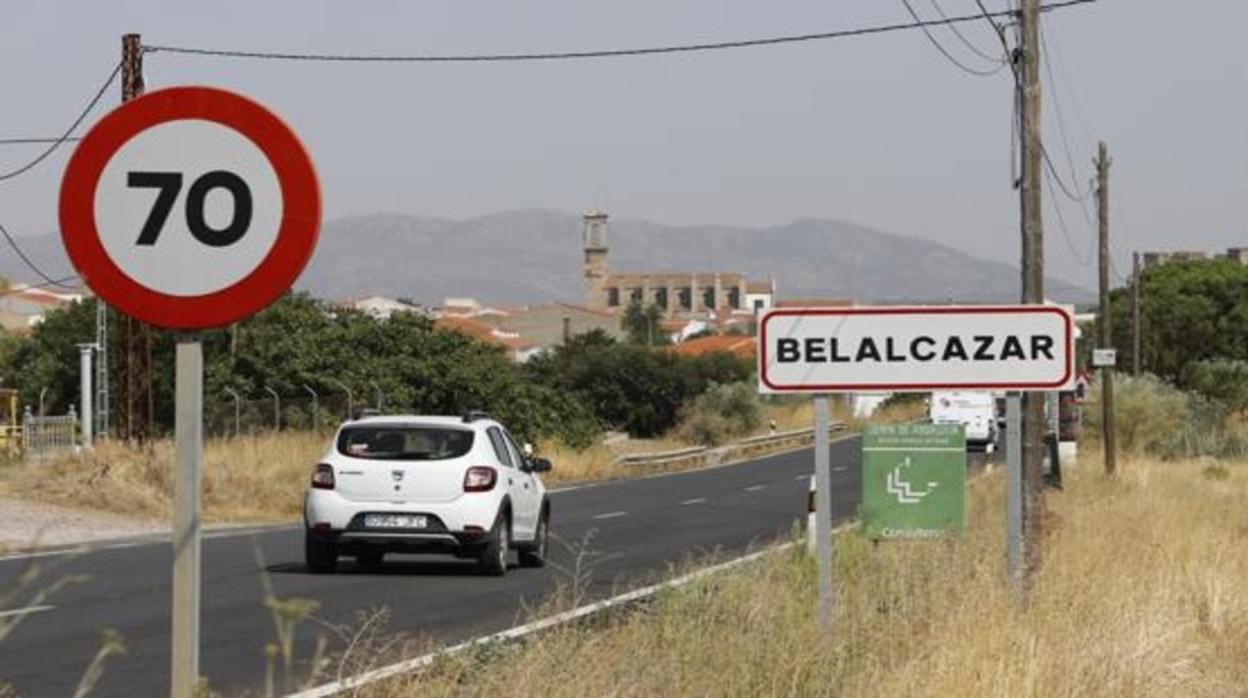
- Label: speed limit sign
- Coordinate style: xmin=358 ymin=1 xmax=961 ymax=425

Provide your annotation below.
xmin=59 ymin=86 xmax=320 ymax=329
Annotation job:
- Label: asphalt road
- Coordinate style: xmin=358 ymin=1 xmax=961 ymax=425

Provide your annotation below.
xmin=0 ymin=438 xmax=870 ymax=696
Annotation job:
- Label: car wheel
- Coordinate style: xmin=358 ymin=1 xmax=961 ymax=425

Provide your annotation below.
xmin=477 ymin=513 xmax=510 ymax=577
xmin=305 ymin=532 xmax=338 ymax=574
xmin=519 ymin=508 xmax=549 ymax=569
xmin=356 ymin=548 xmax=384 ymax=571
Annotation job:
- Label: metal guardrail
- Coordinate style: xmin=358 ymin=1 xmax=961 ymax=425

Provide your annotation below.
xmin=613 ymin=422 xmax=847 ymax=468
xmin=614 ymin=445 xmax=709 ymax=468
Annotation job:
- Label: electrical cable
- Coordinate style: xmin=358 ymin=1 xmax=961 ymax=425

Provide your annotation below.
xmin=928 ymin=0 xmax=1006 ymax=63
xmin=1039 ymin=19 xmax=1096 ymax=216
xmin=141 ymin=1 xmax=1095 ymax=63
xmin=0 ymin=274 xmax=81 ymax=297
xmin=0 ymin=137 xmax=84 ymax=146
xmin=1042 ymin=166 xmax=1093 ymax=267
xmin=900 ymin=0 xmax=1006 ymax=76
xmin=0 ymin=223 xmax=76 ymax=289
xmin=0 ymin=60 xmax=121 ymax=182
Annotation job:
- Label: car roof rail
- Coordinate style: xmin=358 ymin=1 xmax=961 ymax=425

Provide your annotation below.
xmin=462 ymin=410 xmax=490 ymax=423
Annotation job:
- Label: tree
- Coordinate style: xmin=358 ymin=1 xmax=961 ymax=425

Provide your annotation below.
xmin=620 ymin=300 xmax=667 ymax=346
xmin=1109 ymin=259 xmax=1248 ymax=382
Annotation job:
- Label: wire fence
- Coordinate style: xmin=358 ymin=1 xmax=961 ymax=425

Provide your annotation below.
xmin=207 ymin=395 xmax=381 ymax=438
xmin=21 ymin=406 xmax=79 ymax=459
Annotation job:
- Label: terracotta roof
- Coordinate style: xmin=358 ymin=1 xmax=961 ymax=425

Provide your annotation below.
xmin=670 ymin=335 xmax=756 ymax=360
xmin=744 ymin=279 xmax=774 ymax=294
xmin=434 ymin=316 xmax=536 ymax=352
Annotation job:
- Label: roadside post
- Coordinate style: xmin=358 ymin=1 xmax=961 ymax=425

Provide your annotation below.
xmin=59 ymin=86 xmax=320 ymax=697
xmin=1006 ymin=393 xmax=1023 ymax=595
xmin=811 ymin=395 xmax=834 ymax=630
xmin=759 ymin=305 xmax=1075 ymax=614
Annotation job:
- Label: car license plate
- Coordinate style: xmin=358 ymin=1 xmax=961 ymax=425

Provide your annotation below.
xmin=364 ymin=514 xmax=427 ymax=529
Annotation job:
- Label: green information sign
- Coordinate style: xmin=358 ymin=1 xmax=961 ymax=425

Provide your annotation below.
xmin=862 ymin=423 xmax=966 ymax=539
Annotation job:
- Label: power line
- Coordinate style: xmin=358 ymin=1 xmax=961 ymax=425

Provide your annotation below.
xmin=1043 ymin=165 xmax=1093 ymax=267
xmin=0 ymin=137 xmax=84 ymax=146
xmin=0 ymin=222 xmax=76 ymax=289
xmin=142 ymin=1 xmax=1095 ymax=63
xmin=1042 ymin=143 xmax=1090 ymax=201
xmin=928 ymin=0 xmax=1007 ymax=63
xmin=900 ymin=0 xmax=1007 ymax=76
xmin=0 ymin=60 xmax=121 ymax=182
xmin=973 ymin=0 xmax=1017 ymax=70
xmin=0 ymin=274 xmax=81 ymax=297
xmin=1039 ymin=19 xmax=1095 ymax=212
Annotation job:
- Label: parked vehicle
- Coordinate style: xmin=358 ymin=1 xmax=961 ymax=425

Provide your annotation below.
xmin=303 ymin=411 xmax=551 ymax=575
xmin=929 ymin=391 xmax=997 ymax=452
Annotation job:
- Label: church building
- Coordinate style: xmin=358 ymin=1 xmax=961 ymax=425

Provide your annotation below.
xmin=581 ymin=210 xmax=774 ymax=318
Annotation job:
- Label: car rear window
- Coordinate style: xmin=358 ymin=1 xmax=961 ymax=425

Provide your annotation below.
xmin=336 ymin=425 xmax=474 ymax=461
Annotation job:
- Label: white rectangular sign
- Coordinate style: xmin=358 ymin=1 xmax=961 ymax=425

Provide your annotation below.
xmin=758 ymin=305 xmax=1075 ymax=393
xmin=1092 ymin=348 xmax=1116 ymax=368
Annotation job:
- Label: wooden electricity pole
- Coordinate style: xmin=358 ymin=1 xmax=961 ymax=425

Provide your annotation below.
xmin=1095 ymin=142 xmax=1116 ymax=476
xmin=120 ymin=33 xmax=153 ymax=441
xmin=1132 ymin=251 xmax=1142 ymax=375
xmin=1017 ymin=0 xmax=1046 ymax=583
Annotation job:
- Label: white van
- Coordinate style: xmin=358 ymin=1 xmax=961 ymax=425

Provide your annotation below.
xmin=929 ymin=391 xmax=997 ymax=452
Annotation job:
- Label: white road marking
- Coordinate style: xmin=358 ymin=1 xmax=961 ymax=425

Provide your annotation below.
xmin=794 ymin=474 xmax=811 ymax=481
xmin=592 ymin=511 xmax=628 ymax=520
xmin=680 ymin=498 xmax=707 ymax=505
xmin=833 ymin=466 xmax=848 ymax=472
xmin=0 ymin=605 xmax=54 ymax=619
xmin=288 ymin=543 xmax=799 ymax=698
xmin=744 ymin=485 xmax=765 ymax=492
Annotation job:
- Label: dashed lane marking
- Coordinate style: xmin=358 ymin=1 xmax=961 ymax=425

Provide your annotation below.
xmin=680 ymin=498 xmax=707 ymax=505
xmin=744 ymin=485 xmax=765 ymax=492
xmin=592 ymin=511 xmax=628 ymax=520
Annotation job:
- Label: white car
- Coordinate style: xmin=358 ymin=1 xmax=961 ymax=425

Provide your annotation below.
xmin=303 ymin=412 xmax=552 ymax=576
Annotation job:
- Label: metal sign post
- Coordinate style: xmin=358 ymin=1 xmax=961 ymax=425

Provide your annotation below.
xmin=1006 ymin=393 xmax=1023 ymax=597
xmin=172 ymin=340 xmax=203 ymax=697
xmin=812 ymin=395 xmax=835 ymax=631
xmin=59 ymin=85 xmax=320 ymax=696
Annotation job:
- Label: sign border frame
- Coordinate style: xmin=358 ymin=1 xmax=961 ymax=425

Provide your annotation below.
xmin=758 ymin=305 xmax=1074 ymax=392
xmin=59 ymin=85 xmax=321 ymax=330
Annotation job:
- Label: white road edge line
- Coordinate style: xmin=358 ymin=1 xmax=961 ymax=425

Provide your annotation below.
xmin=592 ymin=511 xmax=628 ymax=520
xmin=289 ymin=539 xmax=812 ymax=698
xmin=680 ymin=498 xmax=707 ymax=505
xmin=0 ymin=604 xmax=54 ymax=619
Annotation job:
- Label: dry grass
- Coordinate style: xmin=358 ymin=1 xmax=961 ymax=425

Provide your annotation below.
xmin=0 ymin=431 xmax=325 ymax=523
xmin=364 ymin=457 xmax=1248 ymax=697
xmin=0 ymin=398 xmax=923 ymax=525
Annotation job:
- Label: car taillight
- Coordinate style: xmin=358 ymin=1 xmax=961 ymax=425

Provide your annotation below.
xmin=463 ymin=466 xmax=497 ymax=492
xmin=311 ymin=463 xmax=335 ymax=490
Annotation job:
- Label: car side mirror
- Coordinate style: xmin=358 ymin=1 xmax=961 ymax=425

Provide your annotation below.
xmin=529 ymin=457 xmax=553 ymax=473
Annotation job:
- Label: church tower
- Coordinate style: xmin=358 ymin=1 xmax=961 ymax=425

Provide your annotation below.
xmin=583 ymin=210 xmax=609 ymax=308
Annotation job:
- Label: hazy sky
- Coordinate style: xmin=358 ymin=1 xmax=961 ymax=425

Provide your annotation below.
xmin=1 ymin=1 xmax=1244 ymax=291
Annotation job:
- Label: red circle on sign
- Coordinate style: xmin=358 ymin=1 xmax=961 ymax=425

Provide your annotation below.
xmin=59 ymin=86 xmax=320 ymax=330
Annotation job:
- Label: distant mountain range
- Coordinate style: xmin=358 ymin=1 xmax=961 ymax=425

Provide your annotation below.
xmin=3 ymin=210 xmax=1091 ymax=305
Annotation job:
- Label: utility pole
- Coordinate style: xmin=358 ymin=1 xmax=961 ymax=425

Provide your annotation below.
xmin=120 ymin=32 xmax=152 ymax=441
xmin=1132 ymin=251 xmax=1142 ymax=375
xmin=1017 ymin=0 xmax=1046 ymax=585
xmin=1095 ymin=142 xmax=1116 ymax=476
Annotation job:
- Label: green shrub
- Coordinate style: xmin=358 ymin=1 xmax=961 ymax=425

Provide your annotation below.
xmin=1084 ymin=372 xmax=1248 ymax=460
xmin=676 ymin=382 xmax=761 ymax=446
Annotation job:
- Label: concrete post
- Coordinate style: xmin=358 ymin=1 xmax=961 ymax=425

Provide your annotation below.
xmin=77 ymin=344 xmax=94 ymax=447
